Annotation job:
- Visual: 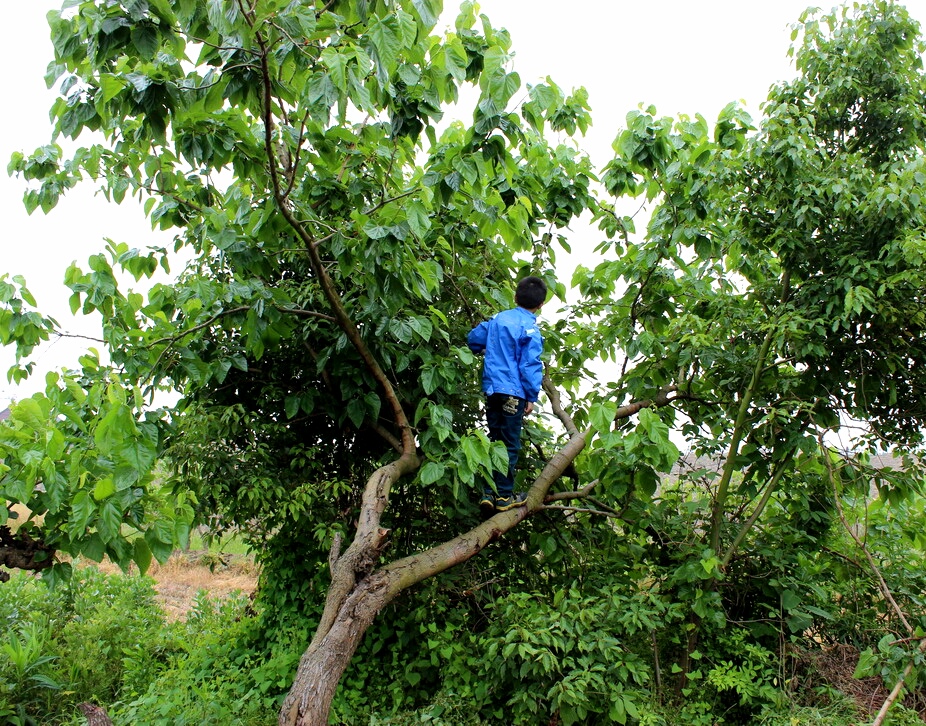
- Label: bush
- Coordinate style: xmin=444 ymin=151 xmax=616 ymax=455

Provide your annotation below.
xmin=112 ymin=591 xmax=287 ymax=726
xmin=0 ymin=567 xmax=170 ymax=724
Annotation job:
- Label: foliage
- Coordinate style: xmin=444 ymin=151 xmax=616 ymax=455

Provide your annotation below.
xmin=0 ymin=566 xmax=276 ymax=726
xmin=4 ymin=0 xmax=926 ymax=723
xmin=113 ymin=591 xmax=279 ymax=726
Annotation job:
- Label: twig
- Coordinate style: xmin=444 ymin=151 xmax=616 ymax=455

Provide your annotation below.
xmin=54 ymin=331 xmax=106 ymax=344
xmin=274 ymin=305 xmax=336 ymax=322
xmin=461 ymin=577 xmax=501 ymax=597
xmin=148 ymin=306 xmax=251 ymax=349
xmin=145 ymin=305 xmax=250 ymax=380
xmin=541 ymin=504 xmax=619 ymax=518
xmin=544 ymin=480 xmax=600 ymax=502
xmin=872 ymin=638 xmax=926 ymax=726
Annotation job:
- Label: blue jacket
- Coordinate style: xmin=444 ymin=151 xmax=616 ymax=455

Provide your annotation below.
xmin=467 ymin=307 xmax=544 ymax=402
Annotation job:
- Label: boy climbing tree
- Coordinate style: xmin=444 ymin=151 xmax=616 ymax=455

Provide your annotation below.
xmin=467 ymin=276 xmax=548 ymax=513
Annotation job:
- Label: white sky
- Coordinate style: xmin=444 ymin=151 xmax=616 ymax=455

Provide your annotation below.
xmin=3 ymin=0 xmax=926 ymax=407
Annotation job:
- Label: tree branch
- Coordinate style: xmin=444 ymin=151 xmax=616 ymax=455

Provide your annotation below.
xmin=254 ymin=25 xmax=415 ymax=455
xmin=543 ymin=375 xmax=579 ymax=436
xmin=274 ymin=305 xmax=336 ymax=322
xmin=872 ymin=638 xmax=926 ymax=726
xmin=544 ymin=480 xmax=600 ymax=502
xmin=541 ymin=504 xmax=620 ymax=518
xmin=148 ymin=305 xmax=251 ymax=377
xmin=0 ymin=526 xmax=55 ymax=583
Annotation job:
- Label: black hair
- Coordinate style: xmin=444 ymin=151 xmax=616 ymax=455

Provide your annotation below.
xmin=515 ymin=276 xmax=548 ymax=310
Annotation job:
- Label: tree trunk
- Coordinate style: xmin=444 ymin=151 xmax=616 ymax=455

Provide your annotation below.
xmin=279 ymin=571 xmax=395 ymax=726
xmin=277 ymin=389 xmax=673 ymax=725
xmin=278 ymin=429 xmax=588 ymax=726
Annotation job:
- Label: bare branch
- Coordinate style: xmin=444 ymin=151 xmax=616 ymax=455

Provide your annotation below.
xmin=872 ymin=638 xmax=926 ymax=726
xmin=545 ymin=480 xmax=600 ymax=502
xmin=148 ymin=305 xmax=251 ymax=349
xmin=274 ymin=305 xmax=336 ymax=322
xmin=148 ymin=305 xmax=251 ymax=377
xmin=362 ymin=189 xmax=417 ymax=216
xmin=541 ymin=504 xmax=620 ymax=518
xmin=54 ymin=331 xmax=106 ymax=345
xmin=543 ymin=375 xmax=579 ymax=436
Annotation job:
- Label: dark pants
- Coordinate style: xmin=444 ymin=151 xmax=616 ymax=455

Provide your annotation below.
xmin=485 ymin=394 xmax=526 ymax=499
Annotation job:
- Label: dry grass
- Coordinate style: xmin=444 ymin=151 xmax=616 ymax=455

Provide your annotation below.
xmin=797 ymin=643 xmax=926 ymax=721
xmin=91 ymin=550 xmax=259 ymax=621
xmin=9 ymin=502 xmax=259 ymax=620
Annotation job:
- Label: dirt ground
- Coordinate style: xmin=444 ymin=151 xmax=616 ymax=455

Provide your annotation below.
xmin=9 ymin=503 xmax=259 ymax=620
xmin=94 ymin=551 xmax=259 ymax=620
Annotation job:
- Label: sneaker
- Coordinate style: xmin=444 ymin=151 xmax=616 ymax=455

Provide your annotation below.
xmin=494 ymin=493 xmax=527 ymax=511
xmin=478 ymin=494 xmax=495 ymax=515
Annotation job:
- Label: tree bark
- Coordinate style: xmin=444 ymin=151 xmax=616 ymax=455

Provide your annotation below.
xmin=0 ymin=526 xmax=55 ymax=583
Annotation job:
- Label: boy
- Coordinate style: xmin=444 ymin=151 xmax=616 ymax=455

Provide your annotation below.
xmin=467 ymin=276 xmax=547 ymax=513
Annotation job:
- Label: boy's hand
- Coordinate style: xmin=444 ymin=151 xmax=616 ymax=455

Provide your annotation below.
xmin=525 ymin=401 xmax=534 ymax=416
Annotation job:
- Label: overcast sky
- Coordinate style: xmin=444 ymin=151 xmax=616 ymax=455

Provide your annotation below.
xmin=4 ymin=0 xmax=926 ymax=407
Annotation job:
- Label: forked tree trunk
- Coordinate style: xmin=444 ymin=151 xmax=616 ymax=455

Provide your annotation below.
xmin=276 ymin=487 xmax=540 ymax=726
xmin=279 ymin=570 xmax=395 ymax=725
xmin=277 ymin=391 xmax=673 ymax=725
xmin=278 ymin=430 xmax=587 ymax=725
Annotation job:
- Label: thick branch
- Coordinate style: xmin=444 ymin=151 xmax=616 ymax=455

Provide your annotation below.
xmin=709 ymin=272 xmax=790 ymax=554
xmin=311 ymin=452 xmax=420 ymax=645
xmin=0 ymin=527 xmax=55 ymax=583
xmin=543 ymin=375 xmax=578 ymax=436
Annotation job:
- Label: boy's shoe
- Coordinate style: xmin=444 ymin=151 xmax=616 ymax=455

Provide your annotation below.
xmin=478 ymin=494 xmax=495 ymax=515
xmin=494 ymin=493 xmax=527 ymax=511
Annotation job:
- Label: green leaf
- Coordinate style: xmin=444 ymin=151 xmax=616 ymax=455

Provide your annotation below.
xmin=81 ymin=533 xmax=106 ymax=562
xmin=131 ymin=24 xmax=159 ymax=61
xmin=421 ymin=367 xmax=439 ymax=395
xmin=780 ymin=589 xmax=801 ymax=611
xmin=412 ymin=0 xmax=438 ymax=27
xmin=406 ymin=201 xmax=431 ymax=238
xmin=98 ymin=502 xmax=123 ymax=543
xmin=93 ymin=477 xmax=116 ymax=501
xmin=45 ymin=428 xmax=66 ymax=460
xmin=346 ymin=397 xmax=366 ymax=428
xmin=11 ymin=399 xmax=46 ymax=430
xmin=285 ymin=395 xmax=300 ymax=419
xmin=69 ymin=490 xmax=95 ymax=534
xmin=419 ymin=461 xmax=445 ymax=485
xmin=589 ymin=401 xmax=617 ymax=433
xmin=460 ymin=435 xmax=485 ymax=472
xmin=133 ymin=537 xmax=153 ymax=575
